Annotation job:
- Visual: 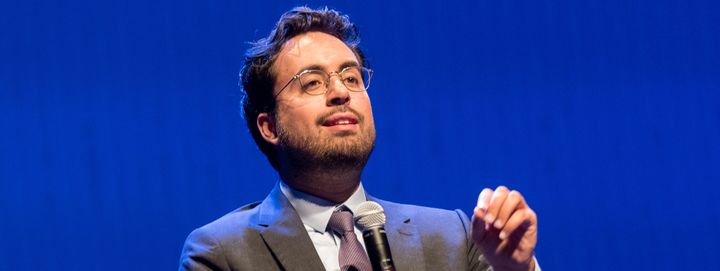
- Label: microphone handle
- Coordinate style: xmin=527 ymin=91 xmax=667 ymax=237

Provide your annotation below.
xmin=362 ymin=226 xmax=396 ymax=271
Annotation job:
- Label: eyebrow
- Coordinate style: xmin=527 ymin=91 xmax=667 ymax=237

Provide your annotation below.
xmin=295 ymin=61 xmax=360 ymax=75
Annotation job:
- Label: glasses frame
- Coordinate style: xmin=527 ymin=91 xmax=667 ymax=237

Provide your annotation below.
xmin=274 ymin=66 xmax=373 ymax=98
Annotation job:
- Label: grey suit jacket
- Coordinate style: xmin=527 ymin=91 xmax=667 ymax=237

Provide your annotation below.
xmin=179 ymin=184 xmax=491 ymax=271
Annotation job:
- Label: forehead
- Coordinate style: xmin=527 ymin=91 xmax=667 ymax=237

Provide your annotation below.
xmin=273 ymin=32 xmax=359 ymax=78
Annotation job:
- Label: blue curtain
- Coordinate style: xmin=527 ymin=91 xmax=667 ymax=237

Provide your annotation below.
xmin=1 ymin=1 xmax=718 ymax=270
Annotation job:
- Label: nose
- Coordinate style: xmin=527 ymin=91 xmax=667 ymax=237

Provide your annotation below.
xmin=325 ymin=76 xmax=350 ymax=106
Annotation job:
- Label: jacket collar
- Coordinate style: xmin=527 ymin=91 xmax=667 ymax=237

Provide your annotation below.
xmin=257 ymin=183 xmax=326 ymax=271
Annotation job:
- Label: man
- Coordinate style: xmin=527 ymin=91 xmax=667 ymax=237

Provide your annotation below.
xmin=180 ymin=7 xmax=539 ymax=271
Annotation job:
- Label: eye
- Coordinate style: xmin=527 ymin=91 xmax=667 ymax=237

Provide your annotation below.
xmin=301 ymin=79 xmax=323 ymax=90
xmin=298 ymin=72 xmax=326 ymax=91
xmin=344 ymin=76 xmax=359 ymax=85
xmin=341 ymin=68 xmax=363 ymax=88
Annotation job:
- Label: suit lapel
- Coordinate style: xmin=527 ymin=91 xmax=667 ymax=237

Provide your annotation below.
xmin=257 ymin=184 xmax=325 ymax=271
xmin=373 ymin=198 xmax=426 ymax=271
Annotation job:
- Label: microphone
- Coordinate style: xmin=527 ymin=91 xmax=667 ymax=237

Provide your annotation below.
xmin=354 ymin=201 xmax=396 ymax=271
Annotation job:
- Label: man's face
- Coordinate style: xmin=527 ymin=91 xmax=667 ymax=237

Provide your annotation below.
xmin=260 ymin=31 xmax=376 ymax=169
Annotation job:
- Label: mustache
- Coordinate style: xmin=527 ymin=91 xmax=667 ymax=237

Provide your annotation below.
xmin=315 ymin=106 xmax=364 ymax=125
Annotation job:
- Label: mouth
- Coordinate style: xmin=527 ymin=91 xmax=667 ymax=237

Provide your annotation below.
xmin=321 ymin=113 xmax=359 ymax=127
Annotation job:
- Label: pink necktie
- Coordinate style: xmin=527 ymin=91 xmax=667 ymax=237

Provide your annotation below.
xmin=328 ymin=209 xmax=372 ymax=271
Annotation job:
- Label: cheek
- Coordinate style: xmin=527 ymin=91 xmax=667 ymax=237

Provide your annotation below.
xmin=281 ymin=94 xmax=324 ymax=110
xmin=356 ymin=95 xmax=375 ymax=122
xmin=277 ymin=102 xmax=322 ymax=129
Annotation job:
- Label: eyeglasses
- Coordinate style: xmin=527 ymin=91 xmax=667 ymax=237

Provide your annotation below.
xmin=274 ymin=66 xmax=373 ymax=97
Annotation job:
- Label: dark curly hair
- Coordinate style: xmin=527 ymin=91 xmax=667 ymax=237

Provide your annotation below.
xmin=239 ymin=7 xmax=367 ymax=170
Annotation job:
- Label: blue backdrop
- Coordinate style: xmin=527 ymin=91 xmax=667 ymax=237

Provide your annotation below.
xmin=1 ymin=0 xmax=718 ymax=270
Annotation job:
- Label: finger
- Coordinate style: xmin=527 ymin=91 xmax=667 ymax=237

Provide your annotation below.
xmin=485 ymin=186 xmax=509 ymax=225
xmin=471 ymin=212 xmax=488 ymax=243
xmin=472 ymin=214 xmax=502 ymax=251
xmin=499 ymin=208 xmax=536 ymax=240
xmin=493 ymin=190 xmax=523 ymax=230
xmin=475 ymin=188 xmax=493 ymax=214
xmin=474 ymin=188 xmax=493 ymax=231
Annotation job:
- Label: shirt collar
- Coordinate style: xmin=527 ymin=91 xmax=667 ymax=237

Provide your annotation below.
xmin=279 ymin=181 xmax=368 ymax=233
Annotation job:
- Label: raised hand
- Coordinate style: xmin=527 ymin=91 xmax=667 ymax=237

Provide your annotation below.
xmin=472 ymin=186 xmax=538 ymax=271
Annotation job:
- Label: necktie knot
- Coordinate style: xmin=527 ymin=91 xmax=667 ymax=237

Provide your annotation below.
xmin=328 ymin=210 xmax=355 ymax=235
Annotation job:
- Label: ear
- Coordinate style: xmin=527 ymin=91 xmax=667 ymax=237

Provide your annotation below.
xmin=257 ymin=112 xmax=279 ymax=145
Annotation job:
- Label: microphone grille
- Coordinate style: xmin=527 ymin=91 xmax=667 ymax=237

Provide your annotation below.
xmin=354 ymin=201 xmax=386 ymax=230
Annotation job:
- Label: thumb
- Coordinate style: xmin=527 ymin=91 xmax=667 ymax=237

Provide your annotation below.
xmin=471 ymin=188 xmax=493 ymax=243
xmin=472 ymin=206 xmax=489 ymax=243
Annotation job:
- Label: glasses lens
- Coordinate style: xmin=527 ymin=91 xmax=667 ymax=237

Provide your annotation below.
xmin=360 ymin=67 xmax=372 ymax=90
xmin=342 ymin=67 xmax=364 ymax=91
xmin=340 ymin=67 xmax=373 ymax=91
xmin=298 ymin=71 xmax=328 ymax=95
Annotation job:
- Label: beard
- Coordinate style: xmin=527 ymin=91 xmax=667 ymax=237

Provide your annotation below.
xmin=275 ymin=112 xmax=376 ymax=172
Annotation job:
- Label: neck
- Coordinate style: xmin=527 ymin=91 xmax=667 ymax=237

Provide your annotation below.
xmin=279 ymin=166 xmax=363 ymax=204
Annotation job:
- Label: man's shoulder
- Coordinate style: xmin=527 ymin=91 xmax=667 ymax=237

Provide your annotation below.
xmin=374 ymin=198 xmax=471 ymax=228
xmin=186 ymin=201 xmax=264 ymax=243
xmin=375 ymin=198 xmax=467 ymax=216
xmin=179 ymin=198 xmax=289 ymax=270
